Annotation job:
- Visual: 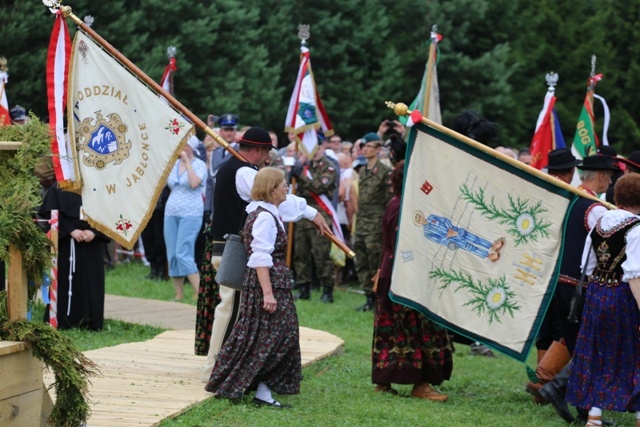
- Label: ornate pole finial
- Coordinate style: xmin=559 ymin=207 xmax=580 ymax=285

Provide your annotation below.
xmin=545 ymin=72 xmax=559 ymax=91
xmin=298 ymin=24 xmax=310 ymax=47
xmin=166 ymin=46 xmax=177 ymax=59
xmin=42 ymin=0 xmax=62 ymax=12
xmin=83 ymin=15 xmax=94 ymax=27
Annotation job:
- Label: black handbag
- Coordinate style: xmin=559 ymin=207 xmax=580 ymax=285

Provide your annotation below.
xmin=215 ymin=233 xmax=248 ymax=290
xmin=567 ymin=249 xmax=591 ymax=324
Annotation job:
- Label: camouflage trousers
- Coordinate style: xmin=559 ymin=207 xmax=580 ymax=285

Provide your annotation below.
xmin=294 ymin=216 xmax=334 ymax=288
xmin=354 ymin=216 xmax=383 ymax=293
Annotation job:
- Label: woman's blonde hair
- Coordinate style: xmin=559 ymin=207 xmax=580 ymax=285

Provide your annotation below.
xmin=251 ymin=167 xmax=285 ymax=203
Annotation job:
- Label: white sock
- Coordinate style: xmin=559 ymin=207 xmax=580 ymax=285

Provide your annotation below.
xmin=588 ymin=407 xmax=602 ymax=425
xmin=255 ymin=382 xmax=274 ymax=403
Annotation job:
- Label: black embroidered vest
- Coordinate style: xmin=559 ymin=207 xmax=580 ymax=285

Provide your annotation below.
xmin=589 ymin=216 xmax=640 ymax=287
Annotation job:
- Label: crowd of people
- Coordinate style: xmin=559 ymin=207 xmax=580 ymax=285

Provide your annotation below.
xmin=5 ymin=101 xmax=640 ymax=425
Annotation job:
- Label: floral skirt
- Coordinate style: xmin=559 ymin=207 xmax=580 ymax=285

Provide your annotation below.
xmin=205 ymin=286 xmax=302 ymax=399
xmin=194 ymin=226 xmax=221 ymax=356
xmin=567 ymin=281 xmax=640 ymax=411
xmin=372 ymin=278 xmax=453 ymax=385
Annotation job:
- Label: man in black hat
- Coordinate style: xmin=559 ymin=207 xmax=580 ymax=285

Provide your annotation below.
xmin=528 ymin=152 xmax=613 ymax=424
xmin=200 ymin=126 xmax=331 ymax=382
xmin=546 ymin=148 xmax=582 ymax=184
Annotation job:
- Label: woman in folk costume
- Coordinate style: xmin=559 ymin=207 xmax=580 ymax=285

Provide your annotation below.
xmin=205 ymin=167 xmax=301 ymax=408
xmin=566 ymin=173 xmax=640 ymax=427
xmin=371 ymin=160 xmax=454 ymax=401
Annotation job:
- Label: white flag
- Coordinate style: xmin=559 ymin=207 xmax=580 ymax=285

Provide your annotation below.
xmin=68 ymin=31 xmax=193 ymax=248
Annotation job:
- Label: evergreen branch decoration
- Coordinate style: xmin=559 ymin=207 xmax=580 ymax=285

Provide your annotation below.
xmin=1 ymin=117 xmax=97 ymax=426
xmin=1 ymin=292 xmax=98 ymax=427
xmin=0 ymin=117 xmax=53 ymax=287
xmin=430 ymin=267 xmax=521 ymax=325
xmin=460 ymin=183 xmax=551 ymax=246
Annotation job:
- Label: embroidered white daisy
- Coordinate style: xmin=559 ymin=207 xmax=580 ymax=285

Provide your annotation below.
xmin=516 ymin=213 xmax=535 ymax=236
xmin=486 ymin=287 xmax=507 ymax=310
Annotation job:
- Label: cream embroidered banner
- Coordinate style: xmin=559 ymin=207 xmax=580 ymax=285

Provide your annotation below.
xmin=391 ymin=123 xmax=575 ymax=361
xmin=68 ymin=31 xmax=193 ymax=248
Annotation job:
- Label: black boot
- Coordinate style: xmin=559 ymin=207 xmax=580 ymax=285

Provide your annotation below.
xmin=538 ymin=363 xmax=575 ymax=423
xmin=295 ymin=283 xmax=311 ymax=300
xmin=356 ymin=292 xmax=375 ymax=311
xmin=145 ymin=264 xmax=158 ymax=280
xmin=320 ymin=286 xmax=334 ymax=303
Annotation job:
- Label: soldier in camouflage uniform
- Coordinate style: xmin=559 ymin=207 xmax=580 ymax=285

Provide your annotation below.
xmin=354 ymin=132 xmax=393 ymax=311
xmin=291 ymin=143 xmax=338 ymax=302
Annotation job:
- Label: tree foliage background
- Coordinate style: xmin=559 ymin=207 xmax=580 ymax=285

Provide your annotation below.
xmin=0 ymin=0 xmax=638 ymax=153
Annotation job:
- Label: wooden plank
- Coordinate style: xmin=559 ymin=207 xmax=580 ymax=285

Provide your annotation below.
xmin=0 ymin=347 xmax=42 ymax=400
xmin=0 ymin=141 xmax=22 ymax=150
xmin=0 ymin=342 xmax=27 ymax=357
xmin=7 ymin=245 xmax=28 ymax=321
xmin=0 ymin=388 xmax=43 ymax=427
xmin=41 ymin=327 xmax=343 ymax=426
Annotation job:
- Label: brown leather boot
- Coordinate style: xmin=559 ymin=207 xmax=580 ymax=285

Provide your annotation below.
xmin=411 ymin=383 xmax=448 ymax=402
xmin=525 ymin=340 xmax=571 ymax=404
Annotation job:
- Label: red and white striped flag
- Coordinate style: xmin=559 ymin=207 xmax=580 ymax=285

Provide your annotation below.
xmin=46 ymin=10 xmax=77 ymax=188
xmin=159 ymin=53 xmax=177 ymax=104
xmin=0 ymin=61 xmax=10 ymax=126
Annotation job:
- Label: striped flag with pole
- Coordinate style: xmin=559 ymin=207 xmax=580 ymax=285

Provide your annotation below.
xmin=572 ymin=55 xmax=602 ymax=160
xmin=46 ymin=7 xmax=77 ymax=189
xmin=403 ymin=25 xmax=443 ymax=126
xmin=284 ymin=25 xmax=333 ymax=158
xmin=529 ymin=72 xmax=565 ymax=170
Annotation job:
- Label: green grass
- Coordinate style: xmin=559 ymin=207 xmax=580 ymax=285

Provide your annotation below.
xmin=53 ymin=262 xmax=637 ymax=426
xmin=105 ymin=261 xmax=198 ymax=304
xmin=30 ymin=301 xmax=164 ymax=352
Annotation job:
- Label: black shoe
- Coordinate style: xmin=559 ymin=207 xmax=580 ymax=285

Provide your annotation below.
xmin=575 ymin=409 xmax=615 ymax=426
xmin=320 ymin=287 xmax=334 ymax=303
xmin=252 ymin=397 xmax=291 ymax=409
xmin=356 ymin=293 xmax=375 ymax=311
xmin=295 ymin=284 xmax=311 ymax=300
xmin=538 ymin=386 xmax=574 ymax=423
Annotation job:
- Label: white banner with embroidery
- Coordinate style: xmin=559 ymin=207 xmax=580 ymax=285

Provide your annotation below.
xmin=390 ymin=123 xmax=575 ymax=361
xmin=67 ymin=31 xmax=193 ymax=248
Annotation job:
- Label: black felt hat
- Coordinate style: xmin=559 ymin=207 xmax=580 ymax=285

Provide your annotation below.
xmin=547 ymin=148 xmax=580 ymax=170
xmin=577 ymin=154 xmax=621 ymax=171
xmin=238 ymin=127 xmax=272 ymax=148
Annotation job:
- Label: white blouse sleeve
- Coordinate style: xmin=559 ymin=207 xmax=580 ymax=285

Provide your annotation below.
xmin=622 ymin=224 xmax=640 ymax=281
xmin=580 ymin=231 xmax=597 ymax=276
xmin=586 ymin=204 xmax=608 ymax=230
xmin=236 ymin=166 xmax=258 ymax=203
xmin=278 ymin=194 xmax=317 ymax=223
xmin=246 ymin=212 xmax=277 ymax=268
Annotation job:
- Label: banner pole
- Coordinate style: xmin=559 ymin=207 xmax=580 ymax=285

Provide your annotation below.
xmin=56 ymin=4 xmax=245 ymax=162
xmin=387 ymin=101 xmax=615 ymax=210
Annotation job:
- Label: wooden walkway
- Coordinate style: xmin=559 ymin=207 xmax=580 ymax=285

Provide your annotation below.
xmin=43 ymin=295 xmax=344 ymax=427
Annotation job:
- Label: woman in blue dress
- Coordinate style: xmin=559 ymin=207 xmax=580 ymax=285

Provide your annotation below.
xmin=566 ymin=173 xmax=640 ymax=427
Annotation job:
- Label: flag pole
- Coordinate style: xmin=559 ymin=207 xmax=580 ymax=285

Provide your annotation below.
xmin=387 ymin=101 xmax=615 ymax=210
xmin=422 ymin=25 xmax=438 ymax=115
xmin=53 ymin=3 xmax=245 ymax=162
xmin=285 ymin=24 xmax=306 ymax=268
